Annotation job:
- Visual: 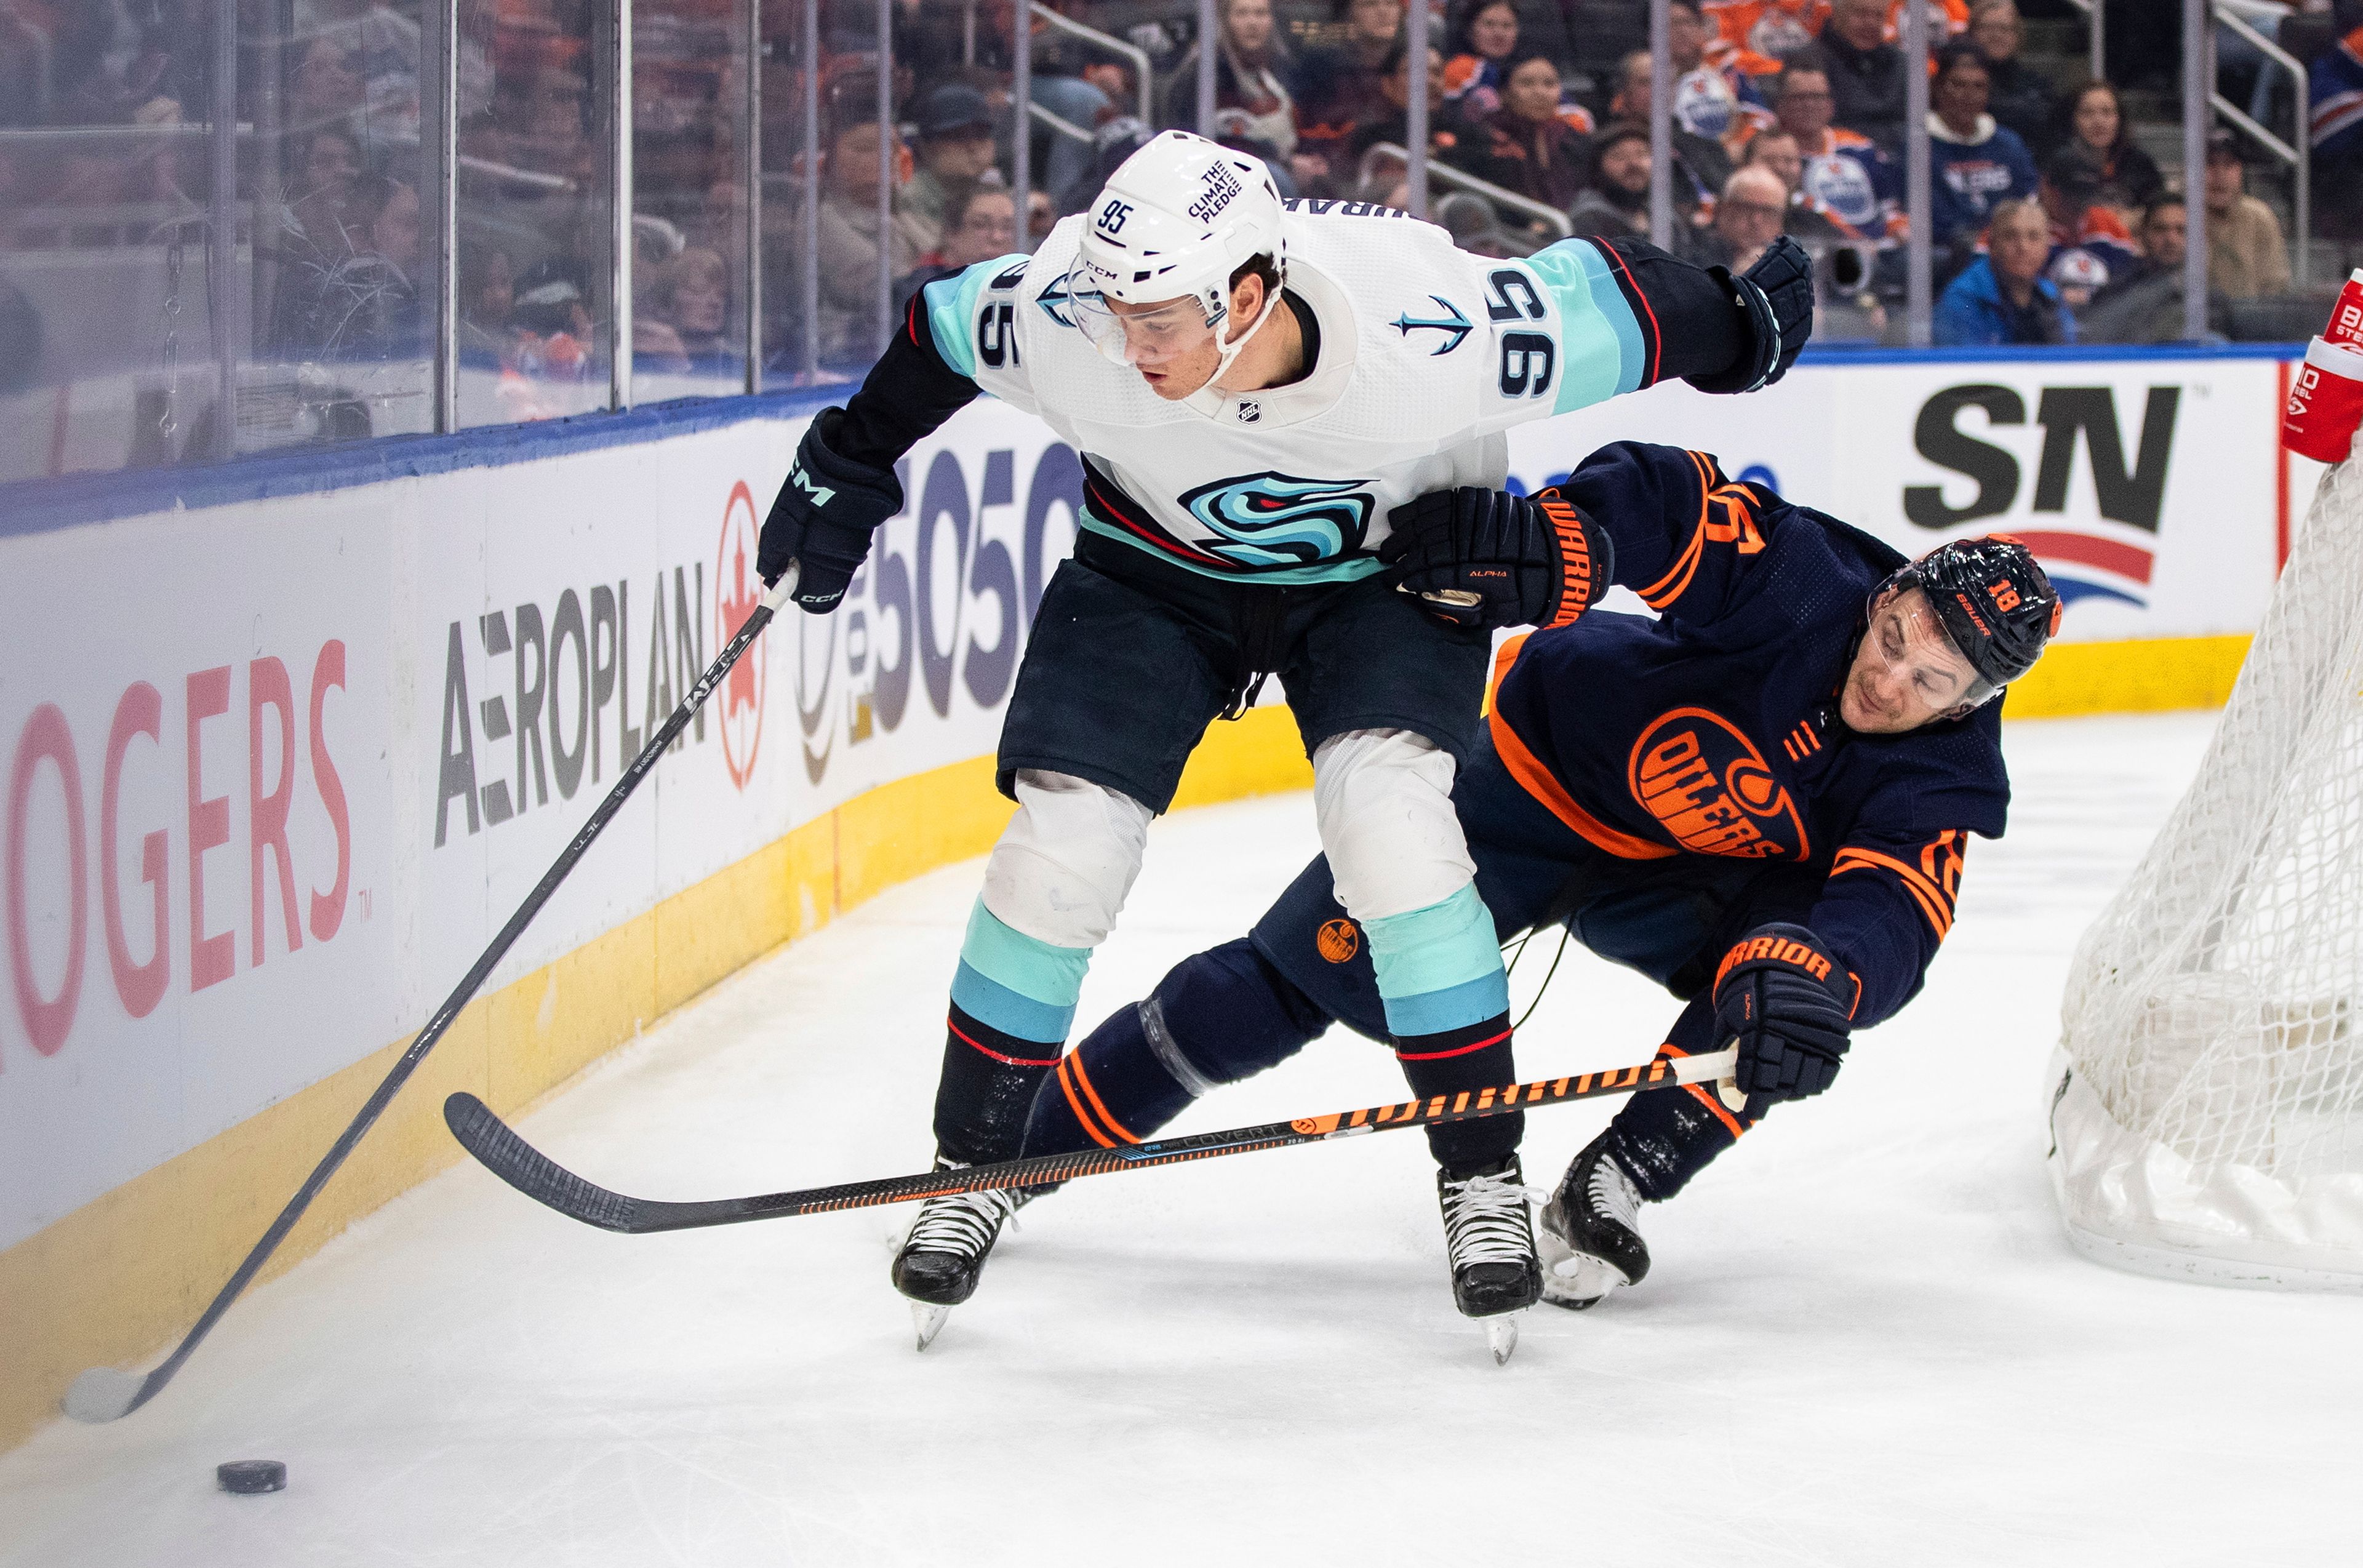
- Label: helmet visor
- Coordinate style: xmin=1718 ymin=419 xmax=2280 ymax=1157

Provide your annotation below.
xmin=1066 ymin=260 xmax=1221 ymax=368
xmin=1859 ymin=586 xmax=1996 ymax=718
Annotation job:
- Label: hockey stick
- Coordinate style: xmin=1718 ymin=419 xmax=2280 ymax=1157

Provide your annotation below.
xmin=441 ymin=1046 xmax=1741 ymax=1236
xmin=62 ymin=567 xmax=803 ymax=1425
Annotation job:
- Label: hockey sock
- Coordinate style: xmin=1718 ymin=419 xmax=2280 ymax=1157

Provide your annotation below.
xmin=1603 ymin=1033 xmax=1760 ymax=1202
xmin=1394 ymin=1014 xmax=1522 ymax=1173
xmin=1359 ymin=885 xmax=1517 ymax=1171
xmin=1024 ymin=938 xmax=1333 ymax=1157
xmin=936 ymin=900 xmax=1093 ymax=1164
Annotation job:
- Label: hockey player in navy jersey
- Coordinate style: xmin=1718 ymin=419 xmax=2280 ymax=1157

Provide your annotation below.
xmin=1021 ymin=441 xmax=2060 ymax=1327
xmin=756 ymin=129 xmax=1813 ymax=1350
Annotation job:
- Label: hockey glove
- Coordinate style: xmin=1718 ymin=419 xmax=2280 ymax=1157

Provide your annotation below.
xmin=1711 ymin=922 xmax=1857 ymax=1114
xmin=759 ymin=407 xmax=903 ymax=612
xmin=1684 ymin=236 xmax=1814 ymax=396
xmin=1378 ymin=484 xmax=1613 ymax=631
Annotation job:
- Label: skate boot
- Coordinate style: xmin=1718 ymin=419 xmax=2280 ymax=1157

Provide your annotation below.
xmin=890 ymin=1160 xmax=1021 ymax=1350
xmin=1538 ymin=1133 xmax=1650 ymax=1311
xmin=1437 ymin=1154 xmax=1543 ymax=1364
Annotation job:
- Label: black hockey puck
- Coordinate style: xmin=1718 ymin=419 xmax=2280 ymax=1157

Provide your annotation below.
xmin=216 ymin=1460 xmax=286 ymax=1494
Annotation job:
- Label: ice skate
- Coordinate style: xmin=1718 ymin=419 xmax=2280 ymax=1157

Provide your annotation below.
xmin=890 ymin=1161 xmax=1020 ymax=1348
xmin=1538 ymin=1134 xmax=1650 ymax=1311
xmin=1437 ymin=1155 xmax=1543 ymax=1362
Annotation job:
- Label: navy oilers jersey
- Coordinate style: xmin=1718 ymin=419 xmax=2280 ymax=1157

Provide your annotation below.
xmin=1487 ymin=441 xmax=2013 ymax=1027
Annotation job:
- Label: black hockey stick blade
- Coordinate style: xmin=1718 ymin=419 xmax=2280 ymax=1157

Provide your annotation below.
xmin=442 ymin=1047 xmax=1740 ymax=1238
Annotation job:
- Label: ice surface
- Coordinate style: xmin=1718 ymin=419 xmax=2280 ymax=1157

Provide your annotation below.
xmin=5 ymin=713 xmax=2358 ymax=1567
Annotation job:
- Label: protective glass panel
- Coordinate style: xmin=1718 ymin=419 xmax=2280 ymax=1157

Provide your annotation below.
xmin=455 ymin=0 xmax=615 ymax=425
xmin=633 ymin=0 xmax=751 ymax=401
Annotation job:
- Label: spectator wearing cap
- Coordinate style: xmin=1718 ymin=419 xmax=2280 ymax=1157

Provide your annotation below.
xmin=1965 ymin=1 xmax=2057 ymax=156
xmin=1569 ymin=124 xmax=1654 ymax=239
xmin=1934 ymin=195 xmax=2075 ymax=344
xmin=2039 ymin=142 xmax=2141 ymax=308
xmin=1454 ymin=52 xmax=1596 ymax=226
xmin=1926 ymin=41 xmax=2037 ymax=249
xmin=1814 ymin=0 xmax=1908 ymax=154
xmin=902 ymin=84 xmax=1001 ymax=257
xmin=2202 ymin=130 xmax=2290 ymax=300
xmin=2053 ymin=79 xmax=2163 ymax=213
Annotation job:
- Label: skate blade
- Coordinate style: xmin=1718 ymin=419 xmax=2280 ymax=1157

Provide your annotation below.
xmin=910 ymin=1302 xmax=952 ymax=1351
xmin=1485 ymin=1314 xmax=1520 ymax=1366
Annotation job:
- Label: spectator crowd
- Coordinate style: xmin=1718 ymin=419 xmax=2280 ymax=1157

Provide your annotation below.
xmin=2 ymin=0 xmax=2356 ymax=474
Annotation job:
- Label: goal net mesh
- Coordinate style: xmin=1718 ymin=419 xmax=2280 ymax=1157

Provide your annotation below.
xmin=2051 ymin=455 xmax=2363 ymax=1291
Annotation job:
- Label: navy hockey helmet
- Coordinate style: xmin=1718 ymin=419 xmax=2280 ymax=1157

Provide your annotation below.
xmin=1877 ymin=535 xmax=2061 ymax=703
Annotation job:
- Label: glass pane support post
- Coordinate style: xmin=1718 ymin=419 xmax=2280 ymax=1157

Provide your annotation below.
xmin=1406 ymin=0 xmax=1428 ymax=217
xmin=745 ymin=0 xmax=763 ymax=394
xmin=1015 ymin=1 xmax=1031 ymax=252
xmin=2183 ymin=0 xmax=2209 ymax=342
xmin=1197 ymin=0 xmax=1218 ymax=134
xmin=210 ymin=0 xmax=238 ymax=461
xmin=876 ymin=0 xmax=894 ymax=353
xmin=1903 ymin=0 xmax=1931 ymax=346
xmin=1647 ymin=0 xmax=1671 ymax=250
xmin=802 ymin=0 xmax=820 ymax=382
xmin=610 ymin=0 xmax=636 ymax=411
xmin=431 ymin=0 xmax=459 ymax=431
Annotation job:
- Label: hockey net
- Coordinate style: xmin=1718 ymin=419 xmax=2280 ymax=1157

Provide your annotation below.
xmin=2050 ymin=455 xmax=2363 ymax=1292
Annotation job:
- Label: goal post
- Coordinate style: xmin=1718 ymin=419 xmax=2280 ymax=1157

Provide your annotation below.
xmin=2049 ymin=455 xmax=2363 ymax=1292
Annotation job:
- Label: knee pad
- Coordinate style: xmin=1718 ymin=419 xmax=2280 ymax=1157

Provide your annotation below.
xmin=982 ymin=770 xmax=1153 ymax=950
xmin=1312 ymin=729 xmax=1475 ymax=921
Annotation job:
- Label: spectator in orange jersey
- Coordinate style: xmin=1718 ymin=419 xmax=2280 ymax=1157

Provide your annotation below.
xmin=1701 ymin=0 xmax=1829 ymax=79
xmin=1441 ymin=0 xmax=1521 ymax=121
xmin=1882 ymin=0 xmax=1969 ymax=44
xmin=1608 ymin=49 xmax=1735 ymax=210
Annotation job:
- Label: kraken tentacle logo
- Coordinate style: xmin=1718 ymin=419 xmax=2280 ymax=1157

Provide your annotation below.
xmin=1626 ymin=707 xmax=1808 ymax=860
xmin=1175 ymin=471 xmax=1374 ymax=569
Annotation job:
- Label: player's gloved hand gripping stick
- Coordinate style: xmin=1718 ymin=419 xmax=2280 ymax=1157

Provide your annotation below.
xmin=61 ymin=562 xmax=806 ymax=1425
xmin=441 ymin=1047 xmax=1741 ymax=1236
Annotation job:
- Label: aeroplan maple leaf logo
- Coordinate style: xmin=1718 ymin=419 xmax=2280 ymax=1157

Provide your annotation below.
xmin=716 ymin=480 xmax=768 ymax=790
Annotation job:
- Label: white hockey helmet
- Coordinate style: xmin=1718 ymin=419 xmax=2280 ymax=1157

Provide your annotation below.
xmin=1066 ymin=130 xmax=1290 ymax=380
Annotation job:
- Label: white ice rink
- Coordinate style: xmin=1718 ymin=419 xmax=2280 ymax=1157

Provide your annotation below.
xmin=5 ymin=711 xmax=2359 ymax=1566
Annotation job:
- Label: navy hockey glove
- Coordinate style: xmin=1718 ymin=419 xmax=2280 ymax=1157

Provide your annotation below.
xmin=759 ymin=407 xmax=902 ymax=612
xmin=1378 ymin=484 xmax=1612 ymax=631
xmin=1684 ymin=236 xmax=1814 ymax=396
xmin=1711 ymin=923 xmax=1857 ymax=1113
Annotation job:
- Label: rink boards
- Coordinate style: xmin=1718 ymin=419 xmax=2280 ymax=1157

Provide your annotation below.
xmin=0 ymin=345 xmax=2309 ymax=1449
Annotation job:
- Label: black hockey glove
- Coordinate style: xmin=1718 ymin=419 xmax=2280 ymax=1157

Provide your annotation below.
xmin=1378 ymin=484 xmax=1613 ymax=631
xmin=1684 ymin=236 xmax=1814 ymax=396
xmin=1711 ymin=922 xmax=1856 ymax=1114
xmin=759 ymin=407 xmax=903 ymax=613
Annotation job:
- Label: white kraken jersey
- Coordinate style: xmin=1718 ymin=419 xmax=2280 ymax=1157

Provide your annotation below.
xmin=914 ymin=202 xmax=1658 ymax=584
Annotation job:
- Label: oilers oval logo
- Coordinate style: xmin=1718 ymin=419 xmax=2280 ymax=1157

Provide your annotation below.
xmin=1802 ymin=152 xmax=1878 ymax=230
xmin=1176 ymin=470 xmax=1374 ymax=569
xmin=1627 ymin=708 xmax=1807 ymax=860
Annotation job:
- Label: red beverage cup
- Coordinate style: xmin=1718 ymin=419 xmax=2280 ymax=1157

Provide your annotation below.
xmin=2284 ymin=336 xmax=2363 ymax=463
xmin=2324 ymin=269 xmax=2363 ymax=352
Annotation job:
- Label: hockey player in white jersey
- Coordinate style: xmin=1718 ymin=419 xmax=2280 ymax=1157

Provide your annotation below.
xmin=756 ymin=130 xmax=1812 ymax=1348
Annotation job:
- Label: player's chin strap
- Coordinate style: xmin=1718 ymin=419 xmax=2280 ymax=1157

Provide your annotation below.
xmin=1183 ymin=280 xmax=1288 ymax=420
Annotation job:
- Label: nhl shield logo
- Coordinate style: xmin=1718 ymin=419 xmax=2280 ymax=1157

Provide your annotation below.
xmin=1236 ymin=399 xmax=1261 ymax=424
xmin=715 ymin=479 xmax=768 ymax=790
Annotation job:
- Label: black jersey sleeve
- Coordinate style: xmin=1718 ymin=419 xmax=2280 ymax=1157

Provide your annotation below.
xmin=1581 ymin=237 xmax=1753 ymax=389
xmin=1553 ymin=441 xmax=1786 ymax=623
xmin=825 ymin=287 xmax=984 ymax=471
